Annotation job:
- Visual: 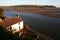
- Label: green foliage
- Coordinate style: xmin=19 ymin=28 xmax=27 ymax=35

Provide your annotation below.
xmin=0 ymin=8 xmax=3 ymax=13
xmin=0 ymin=9 xmax=5 ymax=19
xmin=10 ymin=5 xmax=56 ymax=8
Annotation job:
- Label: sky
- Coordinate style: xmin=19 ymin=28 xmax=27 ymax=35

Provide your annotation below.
xmin=0 ymin=0 xmax=60 ymax=7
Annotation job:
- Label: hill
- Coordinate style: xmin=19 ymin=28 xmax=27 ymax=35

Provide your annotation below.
xmin=0 ymin=5 xmax=60 ymax=18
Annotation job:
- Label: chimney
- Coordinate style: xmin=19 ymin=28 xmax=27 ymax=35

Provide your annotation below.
xmin=16 ymin=14 xmax=19 ymax=17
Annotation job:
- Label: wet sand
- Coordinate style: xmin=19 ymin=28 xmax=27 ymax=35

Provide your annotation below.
xmin=1 ymin=7 xmax=60 ymax=18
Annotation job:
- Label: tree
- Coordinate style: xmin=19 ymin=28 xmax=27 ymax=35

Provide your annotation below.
xmin=0 ymin=8 xmax=5 ymax=19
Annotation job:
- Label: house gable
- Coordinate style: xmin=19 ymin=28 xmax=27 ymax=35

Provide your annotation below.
xmin=2 ymin=17 xmax=22 ymax=27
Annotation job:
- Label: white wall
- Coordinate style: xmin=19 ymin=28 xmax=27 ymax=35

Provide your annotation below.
xmin=19 ymin=21 xmax=24 ymax=30
xmin=12 ymin=23 xmax=20 ymax=32
xmin=11 ymin=21 xmax=24 ymax=33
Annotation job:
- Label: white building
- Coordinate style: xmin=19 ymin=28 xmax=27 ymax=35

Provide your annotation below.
xmin=2 ymin=15 xmax=24 ymax=34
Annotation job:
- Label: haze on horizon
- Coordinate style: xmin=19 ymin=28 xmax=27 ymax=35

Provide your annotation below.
xmin=0 ymin=0 xmax=60 ymax=7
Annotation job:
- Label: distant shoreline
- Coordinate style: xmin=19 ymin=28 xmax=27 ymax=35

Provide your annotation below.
xmin=0 ymin=6 xmax=60 ymax=18
xmin=4 ymin=7 xmax=60 ymax=18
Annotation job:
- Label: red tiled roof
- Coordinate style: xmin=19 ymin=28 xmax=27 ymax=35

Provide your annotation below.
xmin=2 ymin=17 xmax=22 ymax=27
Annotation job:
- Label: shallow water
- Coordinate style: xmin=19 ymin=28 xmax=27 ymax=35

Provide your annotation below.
xmin=52 ymin=13 xmax=60 ymax=14
xmin=4 ymin=11 xmax=60 ymax=40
